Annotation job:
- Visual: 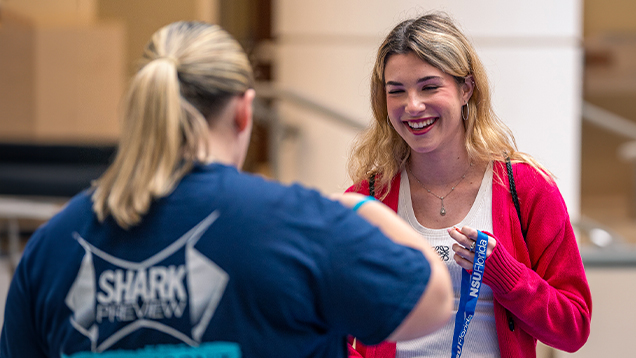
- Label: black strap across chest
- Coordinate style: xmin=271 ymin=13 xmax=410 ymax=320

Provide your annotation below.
xmin=505 ymin=157 xmax=526 ymax=241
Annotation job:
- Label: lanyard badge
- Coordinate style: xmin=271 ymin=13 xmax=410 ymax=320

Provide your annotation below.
xmin=451 ymin=230 xmax=489 ymax=358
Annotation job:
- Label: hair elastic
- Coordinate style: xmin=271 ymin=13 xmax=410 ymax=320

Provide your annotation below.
xmin=352 ymin=196 xmax=376 ymax=212
xmin=155 ymin=55 xmax=180 ymax=67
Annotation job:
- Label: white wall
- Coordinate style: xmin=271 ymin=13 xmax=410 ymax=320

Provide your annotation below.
xmin=557 ymin=267 xmax=636 ymax=357
xmin=273 ymin=0 xmax=582 ymax=222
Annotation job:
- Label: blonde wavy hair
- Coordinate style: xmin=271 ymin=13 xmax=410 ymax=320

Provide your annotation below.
xmin=348 ymin=13 xmax=550 ymax=198
xmin=92 ymin=22 xmax=254 ymax=228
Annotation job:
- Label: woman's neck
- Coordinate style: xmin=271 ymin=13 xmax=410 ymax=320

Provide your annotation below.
xmin=409 ymin=148 xmax=473 ymax=187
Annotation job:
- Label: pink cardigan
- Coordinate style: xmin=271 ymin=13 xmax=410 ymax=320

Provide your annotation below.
xmin=345 ymin=161 xmax=592 ymax=358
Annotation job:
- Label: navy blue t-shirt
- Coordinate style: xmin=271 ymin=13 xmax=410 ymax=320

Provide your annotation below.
xmin=0 ymin=164 xmax=431 ymax=358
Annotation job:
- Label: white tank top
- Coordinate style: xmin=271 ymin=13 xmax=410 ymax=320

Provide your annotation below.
xmin=396 ymin=162 xmax=500 ymax=358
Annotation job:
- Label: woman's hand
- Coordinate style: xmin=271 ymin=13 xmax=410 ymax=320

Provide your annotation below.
xmin=448 ymin=225 xmax=497 ymax=271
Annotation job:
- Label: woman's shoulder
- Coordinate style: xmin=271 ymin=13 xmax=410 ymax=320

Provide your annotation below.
xmin=493 ymin=160 xmax=554 ymax=186
xmin=43 ymin=191 xmax=95 ymax=230
xmin=492 ymin=160 xmax=561 ymax=206
xmin=345 ymin=172 xmax=402 ymax=195
xmin=18 ymin=192 xmax=93 ymax=267
xmin=345 ymin=180 xmax=371 ymax=195
xmin=513 ymin=161 xmax=556 ymax=191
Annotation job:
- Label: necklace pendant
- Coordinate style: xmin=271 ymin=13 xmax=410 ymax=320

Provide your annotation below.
xmin=440 ymin=207 xmax=446 ymax=216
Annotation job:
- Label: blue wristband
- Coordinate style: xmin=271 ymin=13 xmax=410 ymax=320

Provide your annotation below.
xmin=352 ymin=196 xmax=376 ymax=212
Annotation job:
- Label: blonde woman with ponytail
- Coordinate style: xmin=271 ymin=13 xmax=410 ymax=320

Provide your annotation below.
xmin=346 ymin=13 xmax=591 ymax=358
xmin=1 ymin=22 xmax=452 ymax=358
xmin=92 ymin=22 xmax=255 ymax=229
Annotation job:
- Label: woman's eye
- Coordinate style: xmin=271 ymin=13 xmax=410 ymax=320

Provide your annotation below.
xmin=422 ymin=86 xmax=439 ymax=91
xmin=387 ymin=89 xmax=404 ymax=94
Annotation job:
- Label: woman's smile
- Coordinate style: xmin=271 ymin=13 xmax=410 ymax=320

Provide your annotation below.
xmin=404 ymin=117 xmax=438 ymax=134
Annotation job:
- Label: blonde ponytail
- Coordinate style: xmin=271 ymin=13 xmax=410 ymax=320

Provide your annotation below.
xmin=92 ymin=22 xmax=253 ymax=228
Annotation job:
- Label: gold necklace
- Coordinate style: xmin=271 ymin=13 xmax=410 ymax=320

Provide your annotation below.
xmin=408 ymin=162 xmax=473 ymax=216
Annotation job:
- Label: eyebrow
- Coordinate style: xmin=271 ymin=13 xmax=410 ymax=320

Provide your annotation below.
xmin=385 ymin=76 xmax=443 ymax=86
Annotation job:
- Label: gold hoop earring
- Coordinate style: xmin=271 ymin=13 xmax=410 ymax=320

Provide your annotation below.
xmin=462 ymin=102 xmax=470 ymax=121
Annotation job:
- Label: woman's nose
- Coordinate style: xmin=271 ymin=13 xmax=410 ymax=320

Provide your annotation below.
xmin=405 ymin=93 xmax=425 ymax=115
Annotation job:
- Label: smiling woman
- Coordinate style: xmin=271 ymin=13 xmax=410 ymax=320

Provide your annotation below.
xmin=384 ymin=52 xmax=473 ymax=161
xmin=346 ymin=12 xmax=592 ymax=358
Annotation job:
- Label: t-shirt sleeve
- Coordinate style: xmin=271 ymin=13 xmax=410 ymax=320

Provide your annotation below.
xmin=0 ymin=230 xmax=48 ymax=358
xmin=317 ymin=197 xmax=431 ymax=345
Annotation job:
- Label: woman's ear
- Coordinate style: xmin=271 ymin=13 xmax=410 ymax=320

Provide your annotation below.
xmin=461 ymin=75 xmax=475 ymax=104
xmin=234 ymin=88 xmax=255 ymax=133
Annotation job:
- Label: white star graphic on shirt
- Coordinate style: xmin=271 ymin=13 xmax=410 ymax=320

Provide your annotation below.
xmin=65 ymin=210 xmax=227 ymax=352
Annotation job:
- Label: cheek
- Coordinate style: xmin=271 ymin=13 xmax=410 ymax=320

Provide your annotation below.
xmin=386 ymin=97 xmax=402 ymax=114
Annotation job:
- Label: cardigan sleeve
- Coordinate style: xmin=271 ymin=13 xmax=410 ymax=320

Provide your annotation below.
xmin=484 ymin=162 xmax=592 ymax=352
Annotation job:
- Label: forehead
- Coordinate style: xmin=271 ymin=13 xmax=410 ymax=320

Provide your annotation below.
xmin=384 ymin=52 xmax=449 ymax=84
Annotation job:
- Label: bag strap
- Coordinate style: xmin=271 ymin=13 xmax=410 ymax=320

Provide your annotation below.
xmin=368 ymin=174 xmax=375 ymax=198
xmin=504 ymin=157 xmax=527 ymax=332
xmin=505 ymin=157 xmax=526 ymax=241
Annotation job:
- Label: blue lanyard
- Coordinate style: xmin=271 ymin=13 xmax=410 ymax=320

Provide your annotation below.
xmin=451 ymin=230 xmax=489 ymax=358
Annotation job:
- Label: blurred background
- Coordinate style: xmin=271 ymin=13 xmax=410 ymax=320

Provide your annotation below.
xmin=0 ymin=0 xmax=634 ymax=356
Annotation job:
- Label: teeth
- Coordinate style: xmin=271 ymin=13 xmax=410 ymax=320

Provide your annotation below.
xmin=407 ymin=118 xmax=435 ymax=129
